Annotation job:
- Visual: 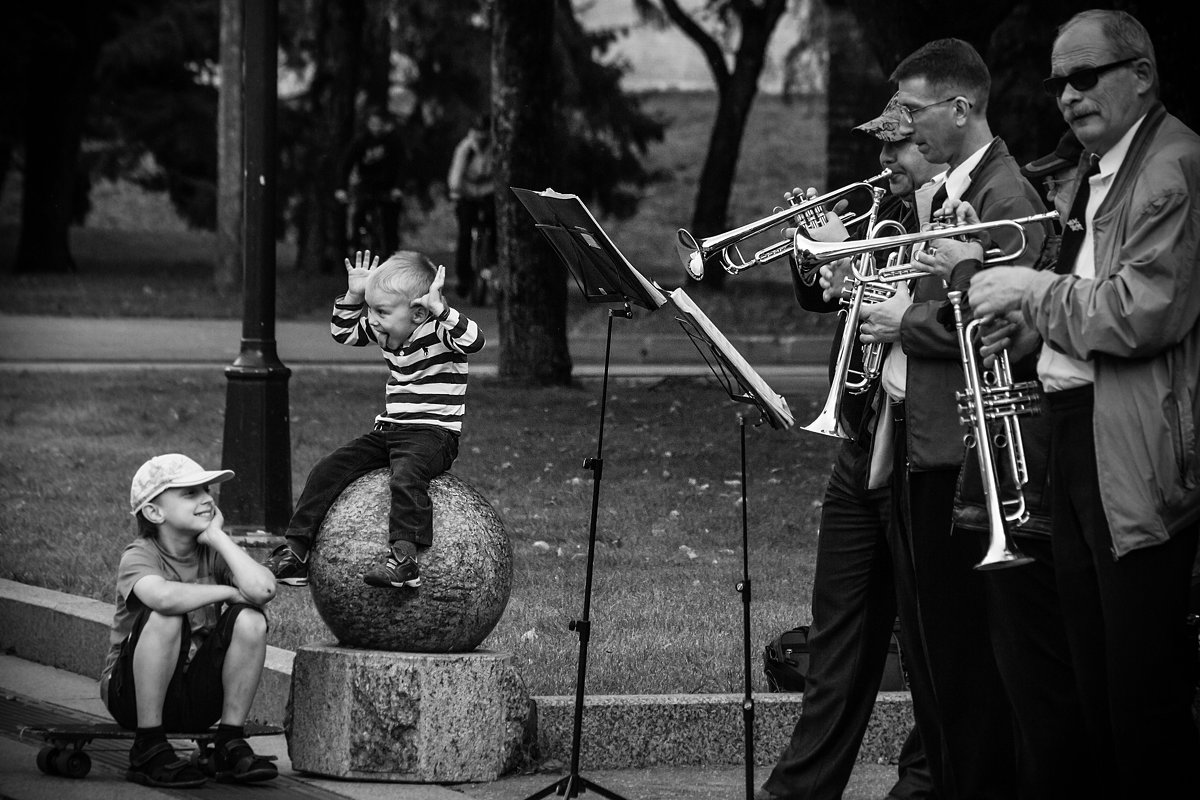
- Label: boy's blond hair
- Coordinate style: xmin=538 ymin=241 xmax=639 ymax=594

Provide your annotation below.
xmin=367 ymin=251 xmax=437 ymax=300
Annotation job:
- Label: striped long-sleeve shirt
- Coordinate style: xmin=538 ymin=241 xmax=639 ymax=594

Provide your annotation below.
xmin=331 ymin=295 xmax=484 ymax=433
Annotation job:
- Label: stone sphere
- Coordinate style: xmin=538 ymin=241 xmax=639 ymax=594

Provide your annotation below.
xmin=308 ymin=470 xmax=512 ymax=652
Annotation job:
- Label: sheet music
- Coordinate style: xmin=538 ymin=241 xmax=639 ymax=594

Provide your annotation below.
xmin=668 ymin=288 xmax=794 ymax=430
xmin=512 ymin=187 xmax=668 ymax=310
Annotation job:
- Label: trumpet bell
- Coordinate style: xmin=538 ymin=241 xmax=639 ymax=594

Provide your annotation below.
xmin=975 ymin=542 xmax=1035 ymax=571
xmin=676 ymin=229 xmax=705 ymax=280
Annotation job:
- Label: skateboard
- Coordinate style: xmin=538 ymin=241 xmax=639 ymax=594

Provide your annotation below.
xmin=20 ymin=721 xmax=282 ymax=780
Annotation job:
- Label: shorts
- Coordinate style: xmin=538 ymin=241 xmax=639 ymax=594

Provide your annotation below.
xmin=104 ymin=603 xmax=264 ymax=731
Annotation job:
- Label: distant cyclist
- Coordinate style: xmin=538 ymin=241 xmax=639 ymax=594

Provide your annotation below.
xmin=337 ymin=106 xmax=410 ymax=255
xmin=447 ymin=113 xmax=496 ymax=300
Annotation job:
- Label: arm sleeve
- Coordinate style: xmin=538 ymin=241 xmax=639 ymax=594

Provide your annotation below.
xmin=116 ymin=543 xmax=162 ymax=614
xmin=330 ymin=294 xmax=377 ymax=347
xmin=1029 ymin=185 xmax=1200 ymax=359
xmin=435 ymin=307 xmax=485 ymax=354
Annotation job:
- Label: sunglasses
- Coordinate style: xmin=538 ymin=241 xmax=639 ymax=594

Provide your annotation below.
xmin=1042 ymin=57 xmax=1138 ymax=98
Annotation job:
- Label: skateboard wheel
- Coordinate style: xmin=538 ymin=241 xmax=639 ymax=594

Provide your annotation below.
xmin=55 ymin=750 xmax=91 ymax=779
xmin=36 ymin=746 xmax=59 ymax=775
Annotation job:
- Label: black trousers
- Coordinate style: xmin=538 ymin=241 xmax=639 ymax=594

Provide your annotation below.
xmin=764 ymin=444 xmax=933 ymax=800
xmin=890 ymin=409 xmax=1017 ymax=799
xmin=1046 ymin=387 xmax=1200 ymax=799
xmin=982 ymin=532 xmax=1099 ymax=799
xmin=285 ymin=426 xmax=458 ymax=552
xmin=453 ymin=196 xmax=496 ymax=294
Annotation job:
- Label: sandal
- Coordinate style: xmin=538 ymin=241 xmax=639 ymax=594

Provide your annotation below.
xmin=211 ymin=737 xmax=278 ymax=783
xmin=126 ymin=741 xmax=207 ymax=788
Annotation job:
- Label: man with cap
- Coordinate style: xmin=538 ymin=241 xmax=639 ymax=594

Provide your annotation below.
xmin=968 ymin=9 xmax=1200 ymax=797
xmin=755 ymin=98 xmax=945 ymax=800
xmin=101 ymin=453 xmax=279 ymax=787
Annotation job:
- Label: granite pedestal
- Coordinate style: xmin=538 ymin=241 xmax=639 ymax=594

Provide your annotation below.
xmin=290 ymin=470 xmax=527 ymax=782
xmin=288 ymin=644 xmax=532 ymax=781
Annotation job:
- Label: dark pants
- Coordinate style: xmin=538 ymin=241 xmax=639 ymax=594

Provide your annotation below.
xmin=454 ymin=195 xmax=496 ymax=294
xmin=286 ymin=425 xmax=459 ymax=553
xmin=982 ymin=532 xmax=1099 ymax=799
xmin=106 ymin=604 xmax=261 ymax=731
xmin=765 ymin=444 xmax=933 ymax=800
xmin=1046 ymin=386 xmax=1200 ymax=799
xmin=890 ymin=407 xmax=1017 ymax=799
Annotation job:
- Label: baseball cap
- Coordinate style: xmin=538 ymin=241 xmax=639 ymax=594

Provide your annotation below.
xmin=129 ymin=453 xmax=234 ymax=515
xmin=1021 ymin=130 xmax=1084 ymax=180
xmin=853 ymin=93 xmax=915 ymax=142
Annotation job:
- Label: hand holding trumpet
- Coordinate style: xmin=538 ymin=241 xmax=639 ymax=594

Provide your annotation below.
xmin=911 ymin=199 xmax=988 ymax=281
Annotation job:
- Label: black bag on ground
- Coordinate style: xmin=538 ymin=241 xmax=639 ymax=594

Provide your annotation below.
xmin=763 ymin=623 xmax=908 ymax=692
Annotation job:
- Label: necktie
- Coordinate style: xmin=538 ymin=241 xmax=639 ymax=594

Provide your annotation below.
xmin=929 ymin=182 xmax=949 ymax=223
xmin=1055 ymin=155 xmax=1101 ymax=275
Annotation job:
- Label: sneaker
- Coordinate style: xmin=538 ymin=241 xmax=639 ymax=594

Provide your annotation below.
xmin=209 ymin=737 xmax=277 ymax=784
xmin=264 ymin=544 xmax=309 ymax=586
xmin=363 ymin=553 xmax=422 ymax=588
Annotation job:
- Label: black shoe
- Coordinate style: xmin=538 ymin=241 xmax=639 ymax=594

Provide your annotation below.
xmin=264 ymin=544 xmax=309 ymax=586
xmin=363 ymin=553 xmax=422 ymax=588
xmin=126 ymin=741 xmax=207 ymax=788
xmin=209 ymin=737 xmax=277 ymax=783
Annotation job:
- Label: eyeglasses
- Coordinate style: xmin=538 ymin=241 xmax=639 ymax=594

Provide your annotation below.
xmin=1042 ymin=176 xmax=1076 ymax=194
xmin=896 ymin=96 xmax=969 ymax=125
xmin=1042 ymin=57 xmax=1138 ymax=98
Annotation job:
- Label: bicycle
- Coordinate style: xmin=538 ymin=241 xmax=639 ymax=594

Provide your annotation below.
xmin=335 ymin=188 xmax=403 ymax=256
xmin=467 ymin=199 xmax=500 ymax=307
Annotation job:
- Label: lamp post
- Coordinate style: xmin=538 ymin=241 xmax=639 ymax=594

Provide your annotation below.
xmin=220 ymin=0 xmax=292 ymax=535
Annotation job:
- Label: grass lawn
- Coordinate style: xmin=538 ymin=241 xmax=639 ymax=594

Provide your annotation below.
xmin=0 ymin=369 xmax=839 ymax=696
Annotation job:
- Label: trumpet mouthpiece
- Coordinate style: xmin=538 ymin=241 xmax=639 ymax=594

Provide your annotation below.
xmin=676 ymin=228 xmax=705 ymax=280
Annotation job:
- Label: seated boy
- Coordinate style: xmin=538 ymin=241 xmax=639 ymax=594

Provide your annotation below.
xmin=101 ymin=454 xmax=279 ymax=788
xmin=265 ymin=249 xmax=484 ymax=588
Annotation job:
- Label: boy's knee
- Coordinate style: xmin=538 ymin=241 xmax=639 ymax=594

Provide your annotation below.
xmin=141 ymin=610 xmax=185 ymax=641
xmin=230 ymin=606 xmax=268 ymax=641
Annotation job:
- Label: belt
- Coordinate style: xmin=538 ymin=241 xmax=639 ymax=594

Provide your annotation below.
xmin=374 ymin=421 xmax=405 ymax=431
xmin=890 ymin=400 xmax=905 ymax=423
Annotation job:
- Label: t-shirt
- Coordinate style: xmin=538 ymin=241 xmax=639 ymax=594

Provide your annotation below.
xmin=100 ymin=537 xmax=231 ymax=702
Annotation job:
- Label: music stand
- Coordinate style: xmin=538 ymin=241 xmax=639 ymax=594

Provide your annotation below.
xmin=668 ymin=287 xmax=794 ymax=800
xmin=513 ymin=187 xmax=666 ymax=800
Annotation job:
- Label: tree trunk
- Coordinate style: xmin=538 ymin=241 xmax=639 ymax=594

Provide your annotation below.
xmin=824 ymin=2 xmax=889 ymax=190
xmin=14 ymin=5 xmax=108 ymax=274
xmin=216 ymin=0 xmax=243 ymax=292
xmin=293 ymin=0 xmax=363 ymax=273
xmin=493 ymin=0 xmax=572 ymax=385
xmin=661 ymin=0 xmax=786 ymax=291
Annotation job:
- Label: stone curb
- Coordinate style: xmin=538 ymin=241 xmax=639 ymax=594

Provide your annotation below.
xmin=0 ymin=579 xmax=913 ymax=769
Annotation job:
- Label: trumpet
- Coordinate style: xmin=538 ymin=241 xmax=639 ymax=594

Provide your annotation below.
xmin=675 ymin=170 xmax=893 ymax=281
xmin=796 ymin=211 xmax=1059 ymax=277
xmin=802 ymin=191 xmax=906 ymax=439
xmin=947 ymin=290 xmax=1037 ymax=571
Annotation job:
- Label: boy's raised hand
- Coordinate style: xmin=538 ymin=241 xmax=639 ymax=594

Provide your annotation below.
xmin=411 ymin=264 xmax=447 ymax=319
xmin=345 ymin=249 xmax=380 ymax=301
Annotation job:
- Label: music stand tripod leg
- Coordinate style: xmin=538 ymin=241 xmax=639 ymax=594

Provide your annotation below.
xmin=736 ymin=414 xmax=755 ymax=800
xmin=522 ymin=308 xmax=631 ymax=800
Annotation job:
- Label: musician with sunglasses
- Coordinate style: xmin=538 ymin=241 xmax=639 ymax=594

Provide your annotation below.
xmin=968 ymin=10 xmax=1200 ymax=797
xmin=854 ymin=37 xmax=1053 ymax=800
xmin=755 ymin=109 xmax=945 ymax=800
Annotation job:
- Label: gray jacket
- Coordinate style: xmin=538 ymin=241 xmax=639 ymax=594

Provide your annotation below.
xmin=1027 ymin=104 xmax=1200 ymax=557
